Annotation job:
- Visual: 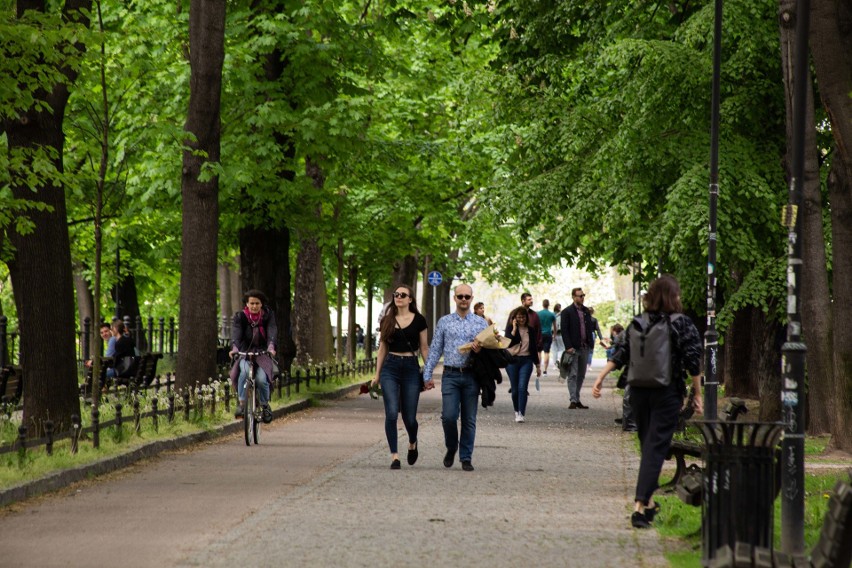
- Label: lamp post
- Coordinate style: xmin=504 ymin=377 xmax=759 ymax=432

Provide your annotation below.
xmin=703 ymin=0 xmax=723 ymax=421
xmin=780 ymin=0 xmax=810 ymax=553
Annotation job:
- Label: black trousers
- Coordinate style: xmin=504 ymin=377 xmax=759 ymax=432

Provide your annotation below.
xmin=630 ymin=383 xmax=683 ymax=505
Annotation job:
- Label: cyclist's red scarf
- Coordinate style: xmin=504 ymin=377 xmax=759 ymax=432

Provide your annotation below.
xmin=243 ymin=307 xmax=266 ymax=345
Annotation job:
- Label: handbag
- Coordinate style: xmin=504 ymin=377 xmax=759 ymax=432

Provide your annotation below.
xmin=397 ymin=318 xmax=426 ymax=391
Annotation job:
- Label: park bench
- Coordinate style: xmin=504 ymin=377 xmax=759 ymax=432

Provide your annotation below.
xmin=1 ymin=365 xmax=23 ymax=413
xmin=708 ymin=475 xmax=852 ymax=568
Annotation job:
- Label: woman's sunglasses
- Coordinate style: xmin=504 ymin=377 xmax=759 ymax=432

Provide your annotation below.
xmin=393 ymin=292 xmax=410 ymax=299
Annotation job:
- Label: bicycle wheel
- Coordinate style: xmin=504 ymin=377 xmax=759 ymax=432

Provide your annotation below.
xmin=244 ymin=383 xmax=255 ymax=446
xmin=252 ymin=390 xmax=261 ymax=445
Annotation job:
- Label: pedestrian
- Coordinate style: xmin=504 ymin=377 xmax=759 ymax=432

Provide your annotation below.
xmin=506 ymin=293 xmax=543 ymax=353
xmin=587 ymin=307 xmax=604 ymax=366
xmin=473 ymin=302 xmax=494 ymax=326
xmin=422 ymin=283 xmax=488 ymax=471
xmin=560 ymin=287 xmax=595 ymax=409
xmin=553 ymin=303 xmax=564 ymax=364
xmin=229 ymin=289 xmax=277 ymax=423
xmin=371 ymin=284 xmax=431 ymax=470
xmin=505 ymin=306 xmax=541 ymax=422
xmin=591 ymin=274 xmax=703 ymax=528
xmin=536 ymin=299 xmax=557 ymax=375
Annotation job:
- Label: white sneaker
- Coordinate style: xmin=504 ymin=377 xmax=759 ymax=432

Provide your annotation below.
xmin=518 ymin=414 xmax=525 ymax=423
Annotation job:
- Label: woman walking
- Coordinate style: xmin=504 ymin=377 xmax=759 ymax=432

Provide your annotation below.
xmin=371 ymin=284 xmax=430 ymax=469
xmin=591 ymin=275 xmax=702 ymax=528
xmin=504 ymin=306 xmax=541 ymax=422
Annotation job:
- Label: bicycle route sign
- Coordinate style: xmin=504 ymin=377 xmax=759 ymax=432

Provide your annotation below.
xmin=427 ymin=271 xmax=442 ymax=287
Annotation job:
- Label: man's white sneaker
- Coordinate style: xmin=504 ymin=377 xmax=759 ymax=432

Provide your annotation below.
xmin=518 ymin=414 xmax=525 ymax=423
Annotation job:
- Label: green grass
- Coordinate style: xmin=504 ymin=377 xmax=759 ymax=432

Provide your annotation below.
xmin=0 ymin=371 xmax=368 ymax=490
xmin=657 ymin=468 xmax=850 ymax=567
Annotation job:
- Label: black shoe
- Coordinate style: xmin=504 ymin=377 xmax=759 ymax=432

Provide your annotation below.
xmin=644 ymin=502 xmax=660 ymax=523
xmin=568 ymin=402 xmax=578 ymax=409
xmin=407 ymin=443 xmax=418 ymax=466
xmin=261 ymin=405 xmax=273 ymax=424
xmin=631 ymin=511 xmax=651 ymax=529
xmin=443 ymin=448 xmax=456 ymax=468
xmin=234 ymin=404 xmax=245 ymax=418
xmin=614 ymin=418 xmax=624 ymax=425
xmin=623 ymin=427 xmax=638 ymax=433
xmin=577 ymin=401 xmax=589 ymax=409
xmin=390 ymin=459 xmax=401 ymax=470
xmin=461 ymin=460 xmax=474 ymax=472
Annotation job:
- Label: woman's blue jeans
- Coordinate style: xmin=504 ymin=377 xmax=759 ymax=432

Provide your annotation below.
xmin=379 ymin=354 xmax=421 ymax=454
xmin=506 ymin=355 xmax=534 ymax=415
xmin=238 ymin=359 xmax=270 ymax=406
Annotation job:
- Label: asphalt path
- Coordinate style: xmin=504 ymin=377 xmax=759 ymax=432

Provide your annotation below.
xmin=0 ymin=362 xmax=668 ymax=567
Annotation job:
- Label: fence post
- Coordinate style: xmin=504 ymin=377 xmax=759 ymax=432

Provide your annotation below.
xmin=135 ymin=315 xmax=143 ymax=353
xmin=151 ymin=397 xmax=159 ymax=432
xmin=277 ymin=373 xmax=282 ymax=399
xmin=45 ymin=420 xmax=54 ymax=456
xmin=210 ymin=385 xmax=216 ymax=415
xmin=147 ymin=316 xmax=154 ymax=353
xmin=0 ymin=315 xmax=6 ymax=368
xmin=17 ymin=425 xmax=26 ymax=459
xmin=71 ymin=415 xmax=81 ymax=454
xmin=224 ymin=382 xmax=231 ymax=411
xmin=92 ymin=406 xmax=100 ymax=449
xmin=305 ymin=368 xmax=311 ymax=389
xmin=115 ymin=402 xmax=123 ymax=429
xmin=183 ymin=391 xmax=190 ymax=421
xmin=158 ymin=317 xmax=165 ymax=353
xmin=168 ymin=317 xmax=175 ymax=355
xmin=196 ymin=384 xmax=203 ymax=420
xmin=133 ymin=397 xmax=141 ymax=433
xmin=285 ymin=370 xmax=291 ymax=398
xmin=82 ymin=316 xmax=92 ymax=361
xmin=168 ymin=392 xmax=175 ymax=423
xmin=295 ymin=369 xmax=301 ymax=394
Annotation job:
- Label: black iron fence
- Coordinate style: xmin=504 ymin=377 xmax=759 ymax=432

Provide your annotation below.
xmin=0 ymin=358 xmax=377 ymax=458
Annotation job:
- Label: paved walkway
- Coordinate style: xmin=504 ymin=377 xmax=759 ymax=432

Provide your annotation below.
xmin=0 ymin=362 xmax=668 ymax=567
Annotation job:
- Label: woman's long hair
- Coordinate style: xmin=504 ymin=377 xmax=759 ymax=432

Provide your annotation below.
xmin=380 ymin=284 xmax=419 ymax=343
xmin=508 ymin=306 xmax=528 ymax=326
xmin=642 ymin=274 xmax=683 ymax=314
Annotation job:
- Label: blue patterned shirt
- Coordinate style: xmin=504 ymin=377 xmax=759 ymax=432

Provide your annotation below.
xmin=423 ymin=312 xmax=489 ymax=381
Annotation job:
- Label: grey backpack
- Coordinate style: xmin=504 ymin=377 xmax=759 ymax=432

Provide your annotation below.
xmin=628 ymin=313 xmax=682 ymax=388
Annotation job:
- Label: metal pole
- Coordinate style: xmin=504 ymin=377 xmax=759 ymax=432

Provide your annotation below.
xmin=703 ymin=0 xmax=723 ymax=421
xmin=780 ymin=0 xmax=809 ymax=553
xmin=432 ymin=286 xmax=436 ymax=335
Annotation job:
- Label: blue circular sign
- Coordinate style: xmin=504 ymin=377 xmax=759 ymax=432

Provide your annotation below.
xmin=427 ymin=271 xmax=443 ymax=286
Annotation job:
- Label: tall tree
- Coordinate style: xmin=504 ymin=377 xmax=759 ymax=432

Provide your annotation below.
xmin=175 ymin=0 xmax=226 ymax=389
xmin=1 ymin=0 xmax=92 ymax=434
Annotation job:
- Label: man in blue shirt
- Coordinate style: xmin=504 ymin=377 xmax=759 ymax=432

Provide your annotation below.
xmin=423 ymin=283 xmax=488 ymax=471
xmin=537 ymin=299 xmax=557 ymax=375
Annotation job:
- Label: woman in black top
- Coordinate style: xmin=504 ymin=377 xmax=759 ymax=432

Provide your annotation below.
xmin=371 ymin=284 xmax=430 ymax=469
xmin=592 ymin=275 xmax=703 ymax=528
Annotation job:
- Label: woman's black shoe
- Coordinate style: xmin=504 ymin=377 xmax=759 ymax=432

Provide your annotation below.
xmin=644 ymin=502 xmax=660 ymax=523
xmin=407 ymin=443 xmax=418 ymax=466
xmin=390 ymin=459 xmax=401 ymax=470
xmin=631 ymin=511 xmax=651 ymax=529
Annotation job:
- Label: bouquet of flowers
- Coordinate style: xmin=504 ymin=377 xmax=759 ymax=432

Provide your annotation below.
xmin=458 ymin=324 xmax=512 ymax=353
xmin=359 ymin=381 xmax=382 ymax=399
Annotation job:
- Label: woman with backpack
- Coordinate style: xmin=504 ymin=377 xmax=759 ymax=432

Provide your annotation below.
xmin=591 ymin=274 xmax=703 ymax=529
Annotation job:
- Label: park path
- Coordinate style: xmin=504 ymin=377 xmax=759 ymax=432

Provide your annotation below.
xmin=0 ymin=362 xmax=668 ymax=567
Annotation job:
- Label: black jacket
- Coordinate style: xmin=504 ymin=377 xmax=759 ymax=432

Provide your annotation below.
xmin=560 ymin=304 xmax=595 ymax=351
xmin=470 ymin=349 xmax=510 ymax=408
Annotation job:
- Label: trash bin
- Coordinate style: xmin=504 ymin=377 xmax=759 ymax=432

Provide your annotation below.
xmin=694 ymin=420 xmax=785 ymax=566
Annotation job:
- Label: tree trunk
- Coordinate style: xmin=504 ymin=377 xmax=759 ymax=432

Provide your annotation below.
xmin=336 ymin=238 xmax=344 ymax=361
xmin=217 ymin=263 xmax=231 ymax=336
xmin=239 ymin=226 xmax=296 ymax=368
xmin=724 ymin=308 xmax=760 ymax=398
xmin=115 ymin=272 xmax=148 ymax=350
xmin=175 ymin=0 xmax=226 ymax=390
xmin=347 ymin=259 xmax=357 ymax=363
xmin=229 ymin=259 xmax=242 ymax=317
xmin=73 ymin=266 xmax=94 ymax=328
xmin=779 ymin=0 xmax=834 ymax=433
xmin=757 ymin=304 xmax=784 ymax=422
xmin=810 ymin=0 xmax=852 ymax=450
xmin=389 ymin=256 xmax=418 ymax=294
xmin=3 ymin=0 xmax=93 ymax=435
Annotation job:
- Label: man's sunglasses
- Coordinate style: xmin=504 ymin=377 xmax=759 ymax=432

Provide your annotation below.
xmin=393 ymin=292 xmax=410 ymax=299
xmin=455 ymin=294 xmax=472 ymax=300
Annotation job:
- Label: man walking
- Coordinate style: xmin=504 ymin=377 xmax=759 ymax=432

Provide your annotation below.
xmin=423 ymin=283 xmax=488 ymax=471
xmin=560 ymin=287 xmax=595 ymax=409
xmin=537 ymin=299 xmax=557 ymax=375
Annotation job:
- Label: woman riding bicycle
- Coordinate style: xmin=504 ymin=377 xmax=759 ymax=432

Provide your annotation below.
xmin=229 ymin=289 xmax=277 ymax=423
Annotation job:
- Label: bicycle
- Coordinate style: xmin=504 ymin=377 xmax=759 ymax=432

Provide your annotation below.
xmin=235 ymin=351 xmax=265 ymax=446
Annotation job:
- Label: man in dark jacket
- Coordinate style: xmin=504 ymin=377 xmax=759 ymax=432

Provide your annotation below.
xmin=560 ymin=287 xmax=595 ymax=409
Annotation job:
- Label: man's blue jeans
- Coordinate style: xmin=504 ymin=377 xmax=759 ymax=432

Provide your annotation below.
xmin=567 ymin=347 xmax=590 ymax=403
xmin=379 ymin=354 xmax=421 ymax=454
xmin=441 ymin=369 xmax=479 ymax=462
xmin=506 ymin=355 xmax=534 ymax=415
xmin=238 ymin=359 xmax=270 ymax=406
